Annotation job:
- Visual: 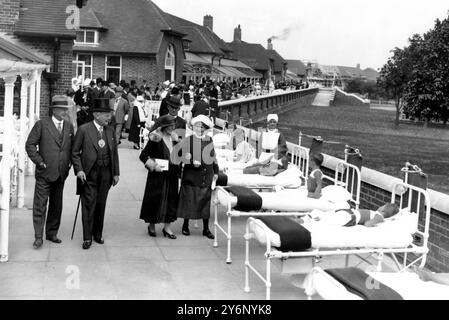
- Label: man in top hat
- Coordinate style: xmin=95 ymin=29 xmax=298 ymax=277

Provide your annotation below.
xmin=26 ymin=95 xmax=75 ymax=249
xmin=72 ymin=98 xmax=120 ymax=250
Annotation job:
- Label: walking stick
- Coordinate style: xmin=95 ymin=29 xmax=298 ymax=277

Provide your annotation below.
xmin=71 ymin=196 xmax=81 ymax=240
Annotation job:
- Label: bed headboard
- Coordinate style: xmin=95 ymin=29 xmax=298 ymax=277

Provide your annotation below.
xmin=391 ymin=181 xmax=431 ymax=250
xmin=332 ymin=161 xmax=361 ymax=209
xmin=291 ymin=145 xmax=309 ymax=181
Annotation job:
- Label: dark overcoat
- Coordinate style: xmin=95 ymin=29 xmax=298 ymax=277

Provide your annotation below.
xmin=139 ymin=137 xmax=180 ymax=224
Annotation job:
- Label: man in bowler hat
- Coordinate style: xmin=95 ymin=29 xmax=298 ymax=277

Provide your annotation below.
xmin=72 ymin=98 xmax=120 ymax=250
xmin=26 ymin=95 xmax=75 ymax=249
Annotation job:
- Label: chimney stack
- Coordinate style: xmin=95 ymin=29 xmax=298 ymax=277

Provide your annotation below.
xmin=356 ymin=63 xmax=361 ymax=69
xmin=267 ymin=38 xmax=273 ymax=50
xmin=203 ymin=15 xmax=213 ymax=31
xmin=234 ymin=25 xmax=242 ymax=42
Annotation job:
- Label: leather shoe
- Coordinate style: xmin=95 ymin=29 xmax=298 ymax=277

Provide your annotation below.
xmin=82 ymin=240 xmax=92 ymax=250
xmin=203 ymin=229 xmax=215 ymax=240
xmin=94 ymin=237 xmax=104 ymax=244
xmin=46 ymin=235 xmax=62 ymax=244
xmin=162 ymin=228 xmax=177 ymax=240
xmin=182 ymin=228 xmax=190 ymax=236
xmin=148 ymin=225 xmax=156 ymax=237
xmin=33 ymin=238 xmax=43 ymax=249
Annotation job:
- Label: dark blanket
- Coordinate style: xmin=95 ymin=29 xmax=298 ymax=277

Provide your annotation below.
xmin=227 ymin=186 xmax=262 ymax=212
xmin=216 ymin=172 xmax=228 ymax=186
xmin=325 ymin=268 xmax=403 ymax=300
xmin=259 ymin=217 xmax=311 ymax=252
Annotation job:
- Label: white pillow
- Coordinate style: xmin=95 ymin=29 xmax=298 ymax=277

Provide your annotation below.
xmin=321 ymin=185 xmax=352 ymax=203
xmin=382 ymin=208 xmax=418 ymax=234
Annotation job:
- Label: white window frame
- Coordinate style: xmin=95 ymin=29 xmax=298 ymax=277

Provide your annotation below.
xmin=74 ymin=30 xmax=99 ymax=45
xmin=105 ymin=55 xmax=122 ymax=83
xmin=75 ymin=53 xmax=93 ymax=80
xmin=165 ymin=44 xmax=176 ymax=82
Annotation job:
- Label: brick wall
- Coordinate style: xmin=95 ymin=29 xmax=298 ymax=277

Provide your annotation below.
xmin=156 ymin=34 xmax=185 ymax=83
xmin=79 ymin=53 xmax=159 ymax=88
xmin=121 ymin=56 xmax=157 ymax=88
xmin=0 ymin=0 xmax=20 ymax=34
xmin=24 ymin=38 xmax=74 ymax=118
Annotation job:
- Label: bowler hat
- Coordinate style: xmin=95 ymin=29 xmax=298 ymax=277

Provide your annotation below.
xmin=166 ymin=95 xmax=182 ymax=108
xmin=50 ymin=95 xmax=72 ymax=109
xmin=150 ymin=115 xmax=176 ymax=133
xmin=92 ymin=98 xmax=113 ymax=113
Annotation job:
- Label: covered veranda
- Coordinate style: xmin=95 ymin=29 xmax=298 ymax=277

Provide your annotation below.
xmin=0 ymin=36 xmax=49 ymax=262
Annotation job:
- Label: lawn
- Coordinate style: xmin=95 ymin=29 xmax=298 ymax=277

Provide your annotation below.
xmin=254 ymin=104 xmax=449 ymax=194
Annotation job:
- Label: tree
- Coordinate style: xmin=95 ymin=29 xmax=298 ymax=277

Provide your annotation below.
xmin=403 ymin=17 xmax=449 ymax=124
xmin=378 ymin=41 xmax=418 ymax=126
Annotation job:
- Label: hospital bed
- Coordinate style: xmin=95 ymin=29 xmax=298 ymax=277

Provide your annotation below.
xmin=213 ymin=159 xmax=361 ymax=265
xmin=243 ymin=180 xmax=430 ymax=300
xmin=303 ymin=267 xmax=449 ymax=300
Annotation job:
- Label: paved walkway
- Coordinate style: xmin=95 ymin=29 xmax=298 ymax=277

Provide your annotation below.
xmin=0 ymin=140 xmax=384 ymax=300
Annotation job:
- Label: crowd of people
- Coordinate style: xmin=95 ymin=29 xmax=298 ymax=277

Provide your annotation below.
xmin=22 ymin=72 xmax=313 ymax=251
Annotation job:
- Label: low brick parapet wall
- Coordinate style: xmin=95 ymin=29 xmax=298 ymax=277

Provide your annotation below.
xmin=286 ymin=142 xmax=449 ymax=273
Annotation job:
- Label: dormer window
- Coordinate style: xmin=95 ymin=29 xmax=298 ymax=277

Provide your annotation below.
xmin=75 ymin=30 xmax=99 ymax=45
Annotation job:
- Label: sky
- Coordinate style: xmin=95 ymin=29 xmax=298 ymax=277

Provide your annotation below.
xmin=152 ymin=0 xmax=449 ymax=71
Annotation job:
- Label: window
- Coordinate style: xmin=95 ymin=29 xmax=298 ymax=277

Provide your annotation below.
xmin=75 ymin=54 xmax=93 ymax=80
xmin=105 ymin=55 xmax=121 ymax=85
xmin=164 ymin=44 xmax=176 ymax=81
xmin=75 ymin=30 xmax=98 ymax=45
xmin=182 ymin=40 xmax=190 ymax=52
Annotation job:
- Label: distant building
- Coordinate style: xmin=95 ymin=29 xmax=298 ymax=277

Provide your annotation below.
xmin=73 ymin=1 xmax=260 ymax=87
xmin=227 ymin=25 xmax=287 ymax=82
xmin=286 ymin=60 xmax=307 ymax=81
xmin=301 ymin=60 xmax=379 ymax=88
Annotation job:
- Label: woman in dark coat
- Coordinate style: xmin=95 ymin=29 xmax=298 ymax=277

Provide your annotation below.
xmin=139 ymin=115 xmax=179 ymax=239
xmin=175 ymin=115 xmax=219 ymax=239
xmin=128 ymin=95 xmax=147 ymax=150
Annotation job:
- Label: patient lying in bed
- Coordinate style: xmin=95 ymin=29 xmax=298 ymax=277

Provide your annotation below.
xmin=309 ymin=203 xmax=400 ymax=227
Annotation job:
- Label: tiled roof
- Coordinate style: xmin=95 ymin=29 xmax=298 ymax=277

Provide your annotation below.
xmin=363 ymin=68 xmax=379 ymax=81
xmin=74 ymin=0 xmax=177 ymax=55
xmin=0 ymin=34 xmax=50 ymax=64
xmin=267 ymin=49 xmax=286 ymax=73
xmin=286 ymin=59 xmax=306 ymax=76
xmin=15 ymin=0 xmax=77 ymax=38
xmin=163 ymin=13 xmax=232 ymax=55
xmin=80 ymin=8 xmax=104 ymax=29
xmin=226 ymin=41 xmax=271 ymax=71
xmin=337 ymin=66 xmax=365 ymax=78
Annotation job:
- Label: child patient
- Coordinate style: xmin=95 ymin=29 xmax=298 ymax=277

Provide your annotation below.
xmin=307 ymin=153 xmax=324 ymax=199
xmin=310 ymin=203 xmax=400 ymax=227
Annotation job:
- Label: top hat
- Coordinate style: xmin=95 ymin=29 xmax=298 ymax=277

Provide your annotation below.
xmin=166 ymin=95 xmax=182 ymax=108
xmin=50 ymin=95 xmax=72 ymax=109
xmin=92 ymin=98 xmax=113 ymax=113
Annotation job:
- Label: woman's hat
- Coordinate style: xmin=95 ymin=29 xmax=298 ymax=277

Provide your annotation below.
xmin=136 ymin=95 xmax=145 ymax=103
xmin=166 ymin=95 xmax=182 ymax=108
xmin=50 ymin=95 xmax=72 ymax=109
xmin=92 ymin=98 xmax=112 ymax=113
xmin=191 ymin=115 xmax=214 ymax=129
xmin=150 ymin=115 xmax=176 ymax=132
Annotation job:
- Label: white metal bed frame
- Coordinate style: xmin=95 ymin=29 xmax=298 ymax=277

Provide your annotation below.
xmin=213 ymin=158 xmax=362 ymax=265
xmin=243 ymin=180 xmax=431 ymax=300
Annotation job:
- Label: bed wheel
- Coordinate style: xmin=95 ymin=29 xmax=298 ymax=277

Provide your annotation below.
xmin=226 ymin=259 xmax=232 ymax=264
